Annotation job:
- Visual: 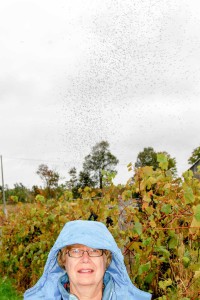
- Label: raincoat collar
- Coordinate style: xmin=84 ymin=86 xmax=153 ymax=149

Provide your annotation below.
xmin=58 ymin=272 xmax=114 ymax=300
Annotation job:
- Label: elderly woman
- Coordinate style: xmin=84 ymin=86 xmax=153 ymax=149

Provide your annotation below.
xmin=24 ymin=220 xmax=152 ymax=300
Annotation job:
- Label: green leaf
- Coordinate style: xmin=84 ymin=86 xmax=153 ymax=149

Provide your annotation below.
xmin=157 ymin=153 xmax=168 ymax=170
xmin=159 ymin=278 xmax=172 ymax=290
xmin=182 ymin=170 xmax=193 ymax=179
xmin=168 ymin=236 xmax=178 ymax=249
xmin=142 ymin=237 xmax=152 ymax=246
xmin=193 ymin=204 xmax=200 ymax=222
xmin=155 ymin=246 xmax=170 ymax=258
xmin=138 ymin=262 xmax=150 ymax=275
xmin=161 ymin=204 xmax=172 ymax=214
xmin=182 ymin=256 xmax=190 ymax=268
xmin=144 ymin=271 xmax=154 ymax=284
xmin=194 ymin=270 xmax=200 ymax=279
xmin=184 ymin=187 xmax=194 ymax=204
xmin=35 ymin=195 xmax=45 ymax=203
xmin=134 ymin=221 xmax=143 ymax=235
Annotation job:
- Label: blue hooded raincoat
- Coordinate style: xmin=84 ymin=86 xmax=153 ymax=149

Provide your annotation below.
xmin=24 ymin=220 xmax=152 ymax=300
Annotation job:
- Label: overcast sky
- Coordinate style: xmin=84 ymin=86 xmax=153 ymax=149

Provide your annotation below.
xmin=1 ymin=0 xmax=200 ymax=188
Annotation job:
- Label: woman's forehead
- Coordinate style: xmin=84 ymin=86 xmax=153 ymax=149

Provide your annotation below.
xmin=67 ymin=244 xmax=91 ymax=249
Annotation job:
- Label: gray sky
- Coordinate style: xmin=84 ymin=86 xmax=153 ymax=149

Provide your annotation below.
xmin=1 ymin=0 xmax=200 ymax=188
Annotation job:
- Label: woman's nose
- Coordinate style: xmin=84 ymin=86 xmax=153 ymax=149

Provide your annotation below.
xmin=82 ymin=251 xmax=90 ymax=262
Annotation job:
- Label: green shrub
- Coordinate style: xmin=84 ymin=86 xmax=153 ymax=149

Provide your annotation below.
xmin=0 ymin=165 xmax=199 ymax=299
xmin=0 ymin=277 xmax=22 ymax=300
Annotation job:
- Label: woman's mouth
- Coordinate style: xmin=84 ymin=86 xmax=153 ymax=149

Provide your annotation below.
xmin=78 ymin=269 xmax=94 ymax=273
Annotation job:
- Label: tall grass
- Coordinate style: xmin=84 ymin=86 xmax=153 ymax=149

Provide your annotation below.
xmin=0 ymin=277 xmax=23 ymax=300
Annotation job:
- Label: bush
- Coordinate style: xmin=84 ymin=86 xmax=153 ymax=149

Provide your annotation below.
xmin=0 ymin=277 xmax=22 ymax=300
xmin=0 ymin=165 xmax=199 ymax=299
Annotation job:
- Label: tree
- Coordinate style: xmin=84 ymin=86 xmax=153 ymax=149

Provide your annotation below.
xmin=135 ymin=147 xmax=177 ymax=175
xmin=82 ymin=141 xmax=119 ymax=189
xmin=36 ymin=164 xmax=60 ymax=197
xmin=157 ymin=151 xmax=177 ymax=176
xmin=188 ymin=146 xmax=200 ymax=165
xmin=66 ymin=167 xmax=80 ymax=199
xmin=66 ymin=167 xmax=96 ymax=198
xmin=135 ymin=147 xmax=157 ymax=169
xmin=66 ymin=167 xmax=78 ymax=190
xmin=2 ymin=183 xmax=30 ymax=203
xmin=78 ymin=170 xmax=95 ymax=188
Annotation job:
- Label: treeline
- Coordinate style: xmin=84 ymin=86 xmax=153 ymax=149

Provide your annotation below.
xmin=0 ymin=142 xmax=199 ymax=204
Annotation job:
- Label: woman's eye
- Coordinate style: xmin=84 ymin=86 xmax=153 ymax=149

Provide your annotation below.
xmin=72 ymin=249 xmax=80 ymax=253
xmin=90 ymin=249 xmax=99 ymax=253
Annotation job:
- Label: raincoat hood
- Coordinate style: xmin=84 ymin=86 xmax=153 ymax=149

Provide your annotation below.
xmin=24 ymin=220 xmax=152 ymax=300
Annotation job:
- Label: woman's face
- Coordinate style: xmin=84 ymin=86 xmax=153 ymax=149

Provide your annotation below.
xmin=64 ymin=244 xmax=107 ymax=289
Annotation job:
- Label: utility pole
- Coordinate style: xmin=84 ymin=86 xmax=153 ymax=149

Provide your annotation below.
xmin=0 ymin=155 xmax=7 ymax=218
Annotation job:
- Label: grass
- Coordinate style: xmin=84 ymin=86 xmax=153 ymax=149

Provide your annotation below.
xmin=0 ymin=277 xmax=23 ymax=300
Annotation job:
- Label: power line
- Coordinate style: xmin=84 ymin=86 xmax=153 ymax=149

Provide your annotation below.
xmin=4 ymin=156 xmax=82 ymax=165
xmin=3 ymin=156 xmax=130 ymax=166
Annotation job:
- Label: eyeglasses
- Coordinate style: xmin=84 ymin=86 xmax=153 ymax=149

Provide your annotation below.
xmin=67 ymin=248 xmax=104 ymax=258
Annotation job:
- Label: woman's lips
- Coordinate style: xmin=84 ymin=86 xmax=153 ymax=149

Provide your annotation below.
xmin=78 ymin=269 xmax=94 ymax=273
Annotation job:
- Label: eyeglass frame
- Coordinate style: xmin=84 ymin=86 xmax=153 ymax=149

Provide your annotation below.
xmin=66 ymin=248 xmax=104 ymax=258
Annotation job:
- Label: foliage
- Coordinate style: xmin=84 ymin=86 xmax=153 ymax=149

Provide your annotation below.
xmin=135 ymin=147 xmax=157 ymax=169
xmin=66 ymin=167 xmax=78 ymax=190
xmin=134 ymin=147 xmax=177 ymax=175
xmin=36 ymin=164 xmax=60 ymax=198
xmin=66 ymin=168 xmax=95 ymax=198
xmin=82 ymin=141 xmax=119 ymax=189
xmin=36 ymin=164 xmax=60 ymax=188
xmin=31 ymin=185 xmax=43 ymax=198
xmin=78 ymin=170 xmax=96 ymax=189
xmin=0 ymin=277 xmax=22 ymax=300
xmin=66 ymin=141 xmax=119 ymax=195
xmin=188 ymin=146 xmax=200 ymax=165
xmin=5 ymin=183 xmax=30 ymax=203
xmin=123 ymin=164 xmax=200 ymax=299
xmin=0 ymin=158 xmax=199 ymax=299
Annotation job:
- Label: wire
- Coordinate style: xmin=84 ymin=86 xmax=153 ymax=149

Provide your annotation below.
xmin=3 ymin=156 xmax=130 ymax=166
